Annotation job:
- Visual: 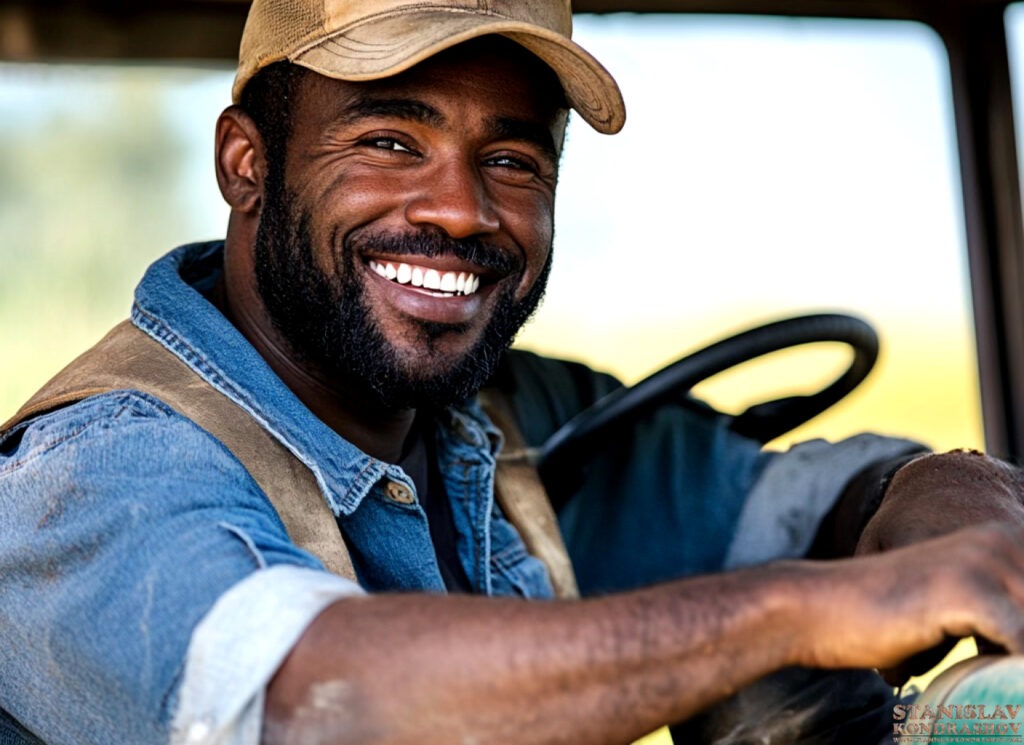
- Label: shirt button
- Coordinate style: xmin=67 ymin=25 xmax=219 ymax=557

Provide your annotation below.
xmin=385 ymin=481 xmax=415 ymax=504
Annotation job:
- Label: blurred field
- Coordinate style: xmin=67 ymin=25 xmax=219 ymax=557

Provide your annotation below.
xmin=517 ymin=315 xmax=985 ymax=454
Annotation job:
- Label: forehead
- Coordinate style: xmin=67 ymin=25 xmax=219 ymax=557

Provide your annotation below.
xmin=295 ymin=36 xmax=569 ymax=134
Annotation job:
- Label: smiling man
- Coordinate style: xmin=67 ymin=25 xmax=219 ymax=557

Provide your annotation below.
xmin=2 ymin=2 xmax=1024 ymax=745
xmin=222 ymin=41 xmax=565 ymax=456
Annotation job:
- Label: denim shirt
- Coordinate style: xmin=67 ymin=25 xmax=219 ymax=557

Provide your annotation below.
xmin=0 ymin=242 xmax=552 ymax=745
xmin=0 ymin=242 xmax=925 ymax=745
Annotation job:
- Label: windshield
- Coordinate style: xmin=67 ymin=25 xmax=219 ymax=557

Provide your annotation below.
xmin=0 ymin=14 xmax=983 ymax=452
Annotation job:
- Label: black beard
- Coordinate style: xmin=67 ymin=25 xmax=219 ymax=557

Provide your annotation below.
xmin=253 ymin=176 xmax=550 ymax=411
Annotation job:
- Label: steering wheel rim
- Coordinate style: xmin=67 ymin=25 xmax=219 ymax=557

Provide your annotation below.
xmin=537 ymin=313 xmax=879 ymax=503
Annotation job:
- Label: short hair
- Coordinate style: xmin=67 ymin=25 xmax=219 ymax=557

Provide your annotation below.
xmin=237 ymin=61 xmax=307 ymax=173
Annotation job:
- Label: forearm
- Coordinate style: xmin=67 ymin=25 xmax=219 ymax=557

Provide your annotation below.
xmin=263 ymin=522 xmax=1024 ymax=745
xmin=263 ymin=565 xmax=806 ymax=745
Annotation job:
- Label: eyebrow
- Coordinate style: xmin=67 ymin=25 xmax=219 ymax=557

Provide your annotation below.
xmin=336 ymin=96 xmax=446 ymax=128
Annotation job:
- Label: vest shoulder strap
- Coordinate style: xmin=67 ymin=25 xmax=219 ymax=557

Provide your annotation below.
xmin=2 ymin=321 xmax=356 ymax=580
xmin=4 ymin=321 xmax=578 ymax=598
xmin=478 ymin=389 xmax=580 ymax=599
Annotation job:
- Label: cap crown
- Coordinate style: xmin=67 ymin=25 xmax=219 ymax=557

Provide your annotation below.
xmin=234 ymin=0 xmax=624 ymax=134
xmin=241 ymin=0 xmax=572 ymax=80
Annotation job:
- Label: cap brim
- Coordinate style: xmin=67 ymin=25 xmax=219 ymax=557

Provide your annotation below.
xmin=286 ymin=10 xmax=625 ymax=134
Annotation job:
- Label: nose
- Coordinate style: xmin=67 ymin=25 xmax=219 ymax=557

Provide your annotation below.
xmin=404 ymin=157 xmax=500 ymax=239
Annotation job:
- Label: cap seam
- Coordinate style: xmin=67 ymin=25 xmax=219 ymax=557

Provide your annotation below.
xmin=290 ymin=5 xmax=542 ymax=59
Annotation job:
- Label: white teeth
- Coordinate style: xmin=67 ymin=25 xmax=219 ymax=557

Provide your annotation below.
xmin=371 ymin=259 xmax=481 ymax=296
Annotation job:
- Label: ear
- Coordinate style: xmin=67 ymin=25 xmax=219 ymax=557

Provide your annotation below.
xmin=216 ymin=105 xmax=265 ymax=214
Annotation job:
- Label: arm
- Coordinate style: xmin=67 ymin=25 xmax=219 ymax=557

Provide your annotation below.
xmin=264 ymin=522 xmax=1024 ymax=745
xmin=858 ymin=449 xmax=1024 ymax=554
xmin=803 ymin=448 xmax=1024 ymax=684
xmin=852 ymin=450 xmax=1024 ymax=683
xmin=0 ymin=393 xmax=356 ymax=745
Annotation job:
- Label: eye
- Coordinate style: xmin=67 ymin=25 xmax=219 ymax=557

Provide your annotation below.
xmin=483 ymin=150 xmax=558 ymax=187
xmin=360 ymin=135 xmax=416 ymax=154
xmin=485 ymin=154 xmax=538 ymax=173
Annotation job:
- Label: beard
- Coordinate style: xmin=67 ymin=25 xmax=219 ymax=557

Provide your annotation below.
xmin=253 ymin=174 xmax=551 ymax=412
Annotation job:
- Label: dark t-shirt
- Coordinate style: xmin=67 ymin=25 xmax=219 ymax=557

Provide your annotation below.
xmin=398 ymin=417 xmax=472 ymax=592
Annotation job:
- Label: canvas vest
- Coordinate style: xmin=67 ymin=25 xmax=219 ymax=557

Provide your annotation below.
xmin=2 ymin=321 xmax=578 ymax=598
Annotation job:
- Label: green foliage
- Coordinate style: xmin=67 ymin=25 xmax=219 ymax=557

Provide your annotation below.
xmin=0 ymin=64 xmax=231 ymax=419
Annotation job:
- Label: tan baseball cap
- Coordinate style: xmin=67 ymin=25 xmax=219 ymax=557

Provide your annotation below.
xmin=233 ymin=0 xmax=625 ymax=134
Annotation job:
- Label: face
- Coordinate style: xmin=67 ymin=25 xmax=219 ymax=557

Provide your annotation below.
xmin=253 ymin=39 xmax=567 ymax=410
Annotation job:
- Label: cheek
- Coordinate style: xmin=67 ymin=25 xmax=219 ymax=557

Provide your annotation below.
xmin=336 ymin=188 xmax=428 ymax=271
xmin=290 ymin=157 xmax=409 ymax=236
xmin=292 ymin=190 xmax=386 ymax=278
xmin=292 ymin=210 xmax=342 ymax=279
xmin=500 ymin=191 xmax=555 ymax=276
xmin=520 ymin=216 xmax=554 ymax=298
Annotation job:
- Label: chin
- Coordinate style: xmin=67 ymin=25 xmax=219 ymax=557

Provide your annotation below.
xmin=377 ymin=341 xmax=502 ymax=409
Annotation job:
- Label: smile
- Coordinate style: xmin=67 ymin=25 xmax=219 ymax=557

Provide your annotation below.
xmin=368 ymin=260 xmax=482 ymax=297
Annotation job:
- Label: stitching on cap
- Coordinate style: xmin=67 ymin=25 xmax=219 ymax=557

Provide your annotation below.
xmin=295 ymin=4 xmax=525 ymax=56
xmin=350 ymin=6 xmax=515 ymax=26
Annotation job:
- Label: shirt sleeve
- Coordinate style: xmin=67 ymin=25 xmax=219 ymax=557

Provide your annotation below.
xmin=0 ymin=391 xmax=357 ymax=745
xmin=170 ymin=565 xmax=360 ymax=745
xmin=723 ymin=433 xmax=926 ymax=569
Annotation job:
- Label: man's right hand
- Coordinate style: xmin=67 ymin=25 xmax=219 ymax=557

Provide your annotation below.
xmin=794 ymin=521 xmax=1024 ymax=674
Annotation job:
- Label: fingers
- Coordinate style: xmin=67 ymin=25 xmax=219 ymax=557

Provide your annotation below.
xmin=805 ymin=523 xmax=1024 ymax=672
xmin=929 ymin=523 xmax=1024 ymax=655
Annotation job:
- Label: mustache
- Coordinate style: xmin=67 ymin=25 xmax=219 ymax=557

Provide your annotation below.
xmin=346 ymin=231 xmax=524 ymax=276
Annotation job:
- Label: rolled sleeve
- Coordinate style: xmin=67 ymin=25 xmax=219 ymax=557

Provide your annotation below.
xmin=724 ymin=433 xmax=926 ymax=569
xmin=0 ymin=392 xmax=339 ymax=745
xmin=170 ymin=565 xmax=361 ymax=745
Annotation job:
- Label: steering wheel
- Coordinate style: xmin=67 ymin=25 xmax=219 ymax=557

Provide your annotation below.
xmin=537 ymin=313 xmax=879 ymax=503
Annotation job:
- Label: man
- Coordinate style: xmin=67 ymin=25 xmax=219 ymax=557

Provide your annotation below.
xmin=1 ymin=1 xmax=1023 ymax=744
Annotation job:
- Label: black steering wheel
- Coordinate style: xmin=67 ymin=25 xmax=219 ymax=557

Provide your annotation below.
xmin=537 ymin=313 xmax=879 ymax=504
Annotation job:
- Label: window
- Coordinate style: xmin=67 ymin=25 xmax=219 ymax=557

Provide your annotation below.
xmin=0 ymin=63 xmax=231 ymax=417
xmin=0 ymin=16 xmax=983 ymax=456
xmin=522 ymin=14 xmax=982 ymax=451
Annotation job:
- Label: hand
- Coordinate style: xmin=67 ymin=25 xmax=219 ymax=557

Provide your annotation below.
xmin=800 ymin=522 xmax=1024 ymax=679
xmin=852 ymin=451 xmax=1024 ymax=683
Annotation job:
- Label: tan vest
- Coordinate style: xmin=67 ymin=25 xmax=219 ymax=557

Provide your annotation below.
xmin=2 ymin=321 xmax=578 ymax=598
